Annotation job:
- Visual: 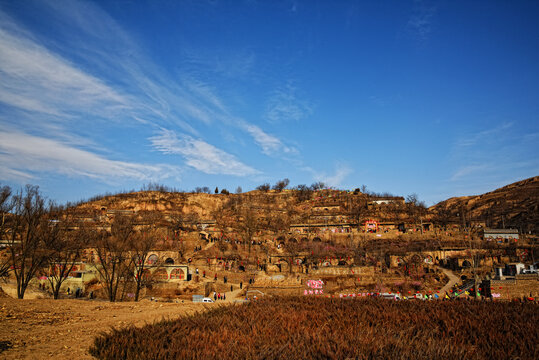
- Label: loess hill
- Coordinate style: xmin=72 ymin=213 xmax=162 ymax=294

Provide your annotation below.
xmin=70 ymin=176 xmax=539 ymax=234
xmin=429 ymin=176 xmax=539 ymax=234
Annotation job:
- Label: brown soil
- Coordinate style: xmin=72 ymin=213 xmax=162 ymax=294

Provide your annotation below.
xmin=0 ymin=296 xmax=212 ymax=359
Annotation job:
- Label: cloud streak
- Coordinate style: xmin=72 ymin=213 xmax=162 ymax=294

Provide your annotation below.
xmin=242 ymin=124 xmax=297 ymax=156
xmin=0 ymin=131 xmax=179 ymax=182
xmin=265 ymin=83 xmax=313 ymax=123
xmin=455 ymin=122 xmax=513 ymax=147
xmin=150 ymin=129 xmax=260 ymax=176
xmin=449 ymin=122 xmax=539 ymax=186
xmin=312 ymin=163 xmax=352 ymax=188
xmin=407 ymin=0 xmax=437 ymax=41
xmin=0 ymin=1 xmax=308 ymax=188
xmin=0 ymin=14 xmax=128 ymax=119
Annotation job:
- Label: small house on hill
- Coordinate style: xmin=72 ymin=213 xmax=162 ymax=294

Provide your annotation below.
xmin=368 ymin=197 xmax=405 ymax=205
xmin=483 ymin=228 xmax=519 ymax=241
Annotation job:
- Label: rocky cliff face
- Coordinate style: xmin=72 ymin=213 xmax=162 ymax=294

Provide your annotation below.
xmin=429 ymin=176 xmax=539 ymax=233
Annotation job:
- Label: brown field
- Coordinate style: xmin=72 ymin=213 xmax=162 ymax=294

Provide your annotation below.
xmin=90 ymin=297 xmax=539 ymax=360
xmin=0 ymin=296 xmax=212 ymax=359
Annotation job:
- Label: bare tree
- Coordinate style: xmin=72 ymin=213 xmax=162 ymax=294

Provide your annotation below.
xmin=349 ymin=197 xmax=368 ymax=227
xmin=0 ymin=185 xmax=13 ymax=279
xmin=284 ymin=240 xmax=301 ymax=274
xmin=406 ymin=193 xmax=427 ymax=234
xmin=433 ymin=207 xmax=452 ymax=231
xmin=43 ymin=210 xmax=88 ymax=299
xmin=310 ymin=182 xmax=326 ymax=191
xmin=7 ymin=185 xmax=49 ymax=299
xmin=295 ymin=184 xmax=313 ymax=202
xmin=215 ymin=202 xmax=261 ymax=254
xmin=256 ymin=183 xmax=271 ymax=192
xmin=132 ymin=212 xmax=162 ymax=301
xmin=273 ymin=178 xmax=290 ymax=192
xmin=238 ymin=206 xmax=260 ymax=254
xmin=0 ymin=250 xmax=9 ymax=280
xmin=91 ymin=215 xmax=135 ymax=302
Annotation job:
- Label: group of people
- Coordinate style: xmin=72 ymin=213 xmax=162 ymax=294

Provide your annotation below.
xmin=213 ymin=291 xmax=226 ymax=301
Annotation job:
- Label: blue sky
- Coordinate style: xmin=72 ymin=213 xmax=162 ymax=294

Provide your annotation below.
xmin=0 ymin=0 xmax=538 ymax=206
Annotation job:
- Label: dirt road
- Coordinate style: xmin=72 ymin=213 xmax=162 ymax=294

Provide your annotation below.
xmin=437 ymin=266 xmax=460 ymax=294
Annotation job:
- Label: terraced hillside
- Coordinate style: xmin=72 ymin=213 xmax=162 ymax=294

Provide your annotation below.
xmin=429 ymin=176 xmax=539 ymax=233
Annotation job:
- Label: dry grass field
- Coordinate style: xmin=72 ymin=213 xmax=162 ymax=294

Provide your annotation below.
xmin=90 ymin=297 xmax=539 ymax=360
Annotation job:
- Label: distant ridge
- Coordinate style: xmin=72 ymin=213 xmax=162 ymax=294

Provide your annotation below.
xmin=429 ymin=176 xmax=539 ymax=233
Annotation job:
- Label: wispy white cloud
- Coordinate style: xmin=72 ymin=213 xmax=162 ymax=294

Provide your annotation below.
xmin=313 ymin=163 xmax=352 ymax=187
xmin=183 ymin=78 xmax=228 ymax=113
xmin=0 ymin=14 xmax=128 ymax=119
xmin=181 ymin=47 xmax=256 ymax=79
xmin=449 ymin=121 xmax=539 ymax=185
xmin=407 ymin=0 xmax=437 ymax=41
xmin=456 ymin=122 xmax=514 ymax=147
xmin=450 ymin=164 xmax=489 ymax=181
xmin=0 ymin=131 xmax=179 ymax=182
xmin=242 ymin=124 xmax=297 ymax=156
xmin=150 ymin=129 xmax=260 ymax=176
xmin=0 ymin=1 xmax=300 ymax=185
xmin=265 ymin=83 xmax=313 ymax=123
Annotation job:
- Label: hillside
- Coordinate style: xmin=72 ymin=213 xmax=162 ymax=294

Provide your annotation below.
xmin=429 ymin=176 xmax=539 ymax=233
xmin=68 ymin=176 xmax=539 ymax=235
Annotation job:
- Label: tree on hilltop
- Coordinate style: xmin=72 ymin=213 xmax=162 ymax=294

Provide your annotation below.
xmin=310 ymin=182 xmax=326 ymax=191
xmin=406 ymin=193 xmax=427 ymax=234
xmin=273 ymin=178 xmax=290 ymax=192
xmin=256 ymin=183 xmax=270 ymax=192
xmin=295 ymin=184 xmax=313 ymax=202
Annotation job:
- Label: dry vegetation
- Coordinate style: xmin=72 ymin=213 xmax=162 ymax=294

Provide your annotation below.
xmin=90 ymin=297 xmax=539 ymax=360
xmin=430 ymin=175 xmax=539 ymax=233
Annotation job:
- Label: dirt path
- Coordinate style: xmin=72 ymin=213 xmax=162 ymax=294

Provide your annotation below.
xmin=437 ymin=266 xmax=460 ymax=294
xmin=0 ymin=295 xmax=213 ymax=359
